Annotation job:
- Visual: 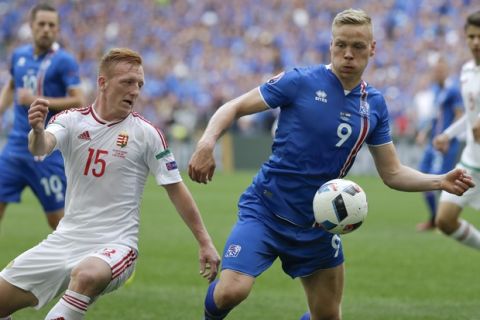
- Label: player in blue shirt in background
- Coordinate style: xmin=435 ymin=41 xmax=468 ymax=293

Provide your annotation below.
xmin=188 ymin=8 xmax=474 ymax=320
xmin=0 ymin=3 xmax=84 ymax=230
xmin=415 ymin=57 xmax=464 ymax=231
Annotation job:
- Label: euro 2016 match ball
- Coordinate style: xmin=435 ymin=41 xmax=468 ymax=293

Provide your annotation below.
xmin=313 ymin=179 xmax=368 ymax=234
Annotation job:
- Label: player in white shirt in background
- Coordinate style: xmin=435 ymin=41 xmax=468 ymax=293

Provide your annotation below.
xmin=0 ymin=47 xmax=220 ymax=320
xmin=433 ymin=10 xmax=480 ymax=249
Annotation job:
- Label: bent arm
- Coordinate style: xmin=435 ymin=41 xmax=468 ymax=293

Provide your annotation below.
xmin=189 ymin=88 xmax=269 ymax=183
xmin=199 ymin=88 xmax=269 ymax=148
xmin=368 ymin=143 xmax=473 ymax=195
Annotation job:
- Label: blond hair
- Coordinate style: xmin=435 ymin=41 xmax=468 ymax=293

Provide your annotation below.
xmin=332 ymin=8 xmax=373 ymax=32
xmin=99 ymin=48 xmax=143 ymax=76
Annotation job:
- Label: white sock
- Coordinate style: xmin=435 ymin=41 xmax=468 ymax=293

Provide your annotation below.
xmin=450 ymin=220 xmax=480 ymax=250
xmin=44 ymin=290 xmax=91 ymax=320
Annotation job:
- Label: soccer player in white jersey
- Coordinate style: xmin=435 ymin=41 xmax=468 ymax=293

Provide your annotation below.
xmin=0 ymin=48 xmax=220 ymax=320
xmin=433 ymin=11 xmax=480 ymax=250
xmin=189 ymin=8 xmax=474 ymax=320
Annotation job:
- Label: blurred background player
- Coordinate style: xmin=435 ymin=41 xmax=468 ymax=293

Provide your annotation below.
xmin=433 ymin=10 xmax=480 ymax=249
xmin=188 ymin=9 xmax=474 ymax=320
xmin=0 ymin=3 xmax=84 ymax=230
xmin=415 ymin=56 xmax=464 ymax=231
xmin=0 ymin=47 xmax=220 ymax=320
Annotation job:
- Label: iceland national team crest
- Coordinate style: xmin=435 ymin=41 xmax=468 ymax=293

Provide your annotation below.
xmin=359 ymin=101 xmax=370 ymax=118
xmin=225 ymin=244 xmax=242 ymax=258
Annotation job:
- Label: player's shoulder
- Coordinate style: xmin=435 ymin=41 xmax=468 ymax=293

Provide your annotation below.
xmin=292 ymin=64 xmax=328 ymax=77
xmin=130 ymin=112 xmax=164 ymax=133
xmin=363 ymin=82 xmax=384 ymax=99
xmin=50 ymin=105 xmax=91 ymax=122
xmin=54 ymin=47 xmax=79 ymax=63
xmin=12 ymin=44 xmax=33 ymax=57
xmin=130 ymin=112 xmax=168 ymax=145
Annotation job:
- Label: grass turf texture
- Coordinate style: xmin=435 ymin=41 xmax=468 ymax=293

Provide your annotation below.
xmin=0 ymin=172 xmax=479 ymax=319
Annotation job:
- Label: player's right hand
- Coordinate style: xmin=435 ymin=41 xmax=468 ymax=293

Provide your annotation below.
xmin=188 ymin=140 xmax=216 ymax=184
xmin=28 ymin=98 xmax=50 ymax=132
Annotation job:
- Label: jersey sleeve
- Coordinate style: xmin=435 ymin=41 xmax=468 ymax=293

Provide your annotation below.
xmin=366 ymin=95 xmax=392 ymax=146
xmin=259 ymin=68 xmax=301 ymax=108
xmin=144 ymin=126 xmax=182 ymax=185
xmin=45 ymin=111 xmax=70 ymax=153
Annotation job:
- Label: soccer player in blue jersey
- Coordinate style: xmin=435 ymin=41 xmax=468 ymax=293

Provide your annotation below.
xmin=0 ymin=3 xmax=84 ymax=230
xmin=188 ymin=8 xmax=474 ymax=320
xmin=415 ymin=57 xmax=464 ymax=231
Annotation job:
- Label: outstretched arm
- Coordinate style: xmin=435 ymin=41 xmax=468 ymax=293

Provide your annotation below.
xmin=188 ymin=88 xmax=269 ymax=184
xmin=163 ymin=181 xmax=220 ymax=282
xmin=27 ymin=98 xmax=57 ymax=156
xmin=369 ymin=143 xmax=474 ymax=195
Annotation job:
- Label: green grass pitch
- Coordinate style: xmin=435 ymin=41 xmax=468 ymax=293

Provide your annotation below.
xmin=0 ymin=172 xmax=479 ymax=319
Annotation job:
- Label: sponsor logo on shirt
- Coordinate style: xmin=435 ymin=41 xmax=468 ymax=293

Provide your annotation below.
xmin=315 ymin=90 xmax=328 ymax=103
xmin=77 ymin=131 xmax=91 ymax=140
xmin=166 ymin=161 xmax=178 ymax=170
xmin=116 ymin=132 xmax=129 ymax=148
xmin=225 ymin=244 xmax=242 ymax=258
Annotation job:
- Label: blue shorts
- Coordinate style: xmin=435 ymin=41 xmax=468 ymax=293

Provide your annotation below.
xmin=0 ymin=153 xmax=66 ymax=213
xmin=221 ymin=191 xmax=344 ymax=279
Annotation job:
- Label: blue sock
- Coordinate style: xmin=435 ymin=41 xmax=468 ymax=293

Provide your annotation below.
xmin=299 ymin=312 xmax=310 ymax=320
xmin=424 ymin=192 xmax=436 ymax=222
xmin=204 ymin=279 xmax=232 ymax=320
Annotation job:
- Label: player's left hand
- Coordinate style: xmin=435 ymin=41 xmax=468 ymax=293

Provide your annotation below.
xmin=199 ymin=242 xmax=220 ymax=283
xmin=442 ymin=168 xmax=475 ymax=196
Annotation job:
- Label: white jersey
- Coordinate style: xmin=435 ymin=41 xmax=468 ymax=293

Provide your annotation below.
xmin=46 ymin=105 xmax=182 ymax=251
xmin=459 ymin=61 xmax=480 ymax=168
xmin=444 ymin=61 xmax=480 ymax=169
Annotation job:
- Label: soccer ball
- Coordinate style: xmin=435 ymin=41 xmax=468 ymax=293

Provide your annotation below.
xmin=312 ymin=179 xmax=368 ymax=234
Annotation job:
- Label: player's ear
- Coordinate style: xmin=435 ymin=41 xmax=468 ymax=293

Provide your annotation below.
xmin=370 ymin=40 xmax=376 ymax=57
xmin=98 ymin=76 xmax=106 ymax=91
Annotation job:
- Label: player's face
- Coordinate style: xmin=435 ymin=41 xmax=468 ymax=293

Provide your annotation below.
xmin=330 ymin=24 xmax=375 ymax=89
xmin=465 ymin=24 xmax=480 ymax=64
xmin=101 ymin=61 xmax=145 ymax=119
xmin=30 ymin=10 xmax=59 ymax=54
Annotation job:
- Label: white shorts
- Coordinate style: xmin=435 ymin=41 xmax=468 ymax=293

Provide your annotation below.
xmin=0 ymin=233 xmax=137 ymax=309
xmin=439 ymin=163 xmax=480 ymax=210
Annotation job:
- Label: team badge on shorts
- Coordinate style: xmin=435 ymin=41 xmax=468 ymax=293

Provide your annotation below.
xmin=225 ymin=244 xmax=242 ymax=258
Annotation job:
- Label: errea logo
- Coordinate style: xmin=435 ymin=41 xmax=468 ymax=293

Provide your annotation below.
xmin=315 ymin=90 xmax=328 ymax=103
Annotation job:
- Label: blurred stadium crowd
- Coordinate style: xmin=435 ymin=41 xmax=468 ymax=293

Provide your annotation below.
xmin=0 ymin=0 xmax=475 ymax=142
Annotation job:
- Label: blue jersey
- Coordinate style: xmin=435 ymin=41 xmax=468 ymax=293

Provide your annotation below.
xmin=3 ymin=44 xmax=81 ymax=160
xmin=419 ymin=81 xmax=463 ymax=175
xmin=430 ymin=81 xmax=463 ymax=139
xmin=248 ymin=64 xmax=392 ymax=227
